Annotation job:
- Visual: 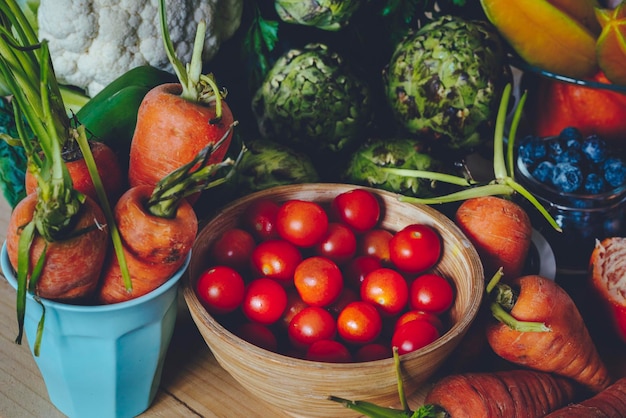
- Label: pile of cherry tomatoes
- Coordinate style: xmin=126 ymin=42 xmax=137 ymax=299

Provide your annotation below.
xmin=195 ymin=188 xmax=456 ymax=363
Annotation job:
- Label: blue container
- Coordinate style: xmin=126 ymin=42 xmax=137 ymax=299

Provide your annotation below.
xmin=1 ymin=242 xmax=190 ymax=418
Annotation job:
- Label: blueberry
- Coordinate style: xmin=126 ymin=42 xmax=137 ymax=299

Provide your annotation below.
xmin=603 ymin=157 xmax=626 ymax=187
xmin=583 ymin=172 xmax=605 ymax=194
xmin=547 ymin=137 xmax=566 ymax=160
xmin=555 ymin=148 xmax=584 ymax=165
xmin=531 ymin=160 xmax=555 ymax=184
xmin=552 ymin=162 xmax=583 ymax=193
xmin=581 ymin=135 xmax=607 ymax=163
xmin=559 ymin=127 xmax=583 ymax=150
xmin=518 ymin=135 xmax=547 ymax=166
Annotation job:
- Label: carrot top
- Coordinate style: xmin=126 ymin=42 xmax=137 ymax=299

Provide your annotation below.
xmin=145 ymin=123 xmax=241 ymax=219
xmin=158 ymin=0 xmax=225 ymax=120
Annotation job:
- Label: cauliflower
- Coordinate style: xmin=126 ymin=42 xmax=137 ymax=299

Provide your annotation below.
xmin=37 ymin=0 xmax=243 ymax=96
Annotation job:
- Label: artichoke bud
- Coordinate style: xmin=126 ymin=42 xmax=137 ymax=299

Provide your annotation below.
xmin=274 ymin=0 xmax=363 ymax=31
xmin=343 ymin=137 xmax=451 ymax=198
xmin=233 ymin=139 xmax=320 ymax=194
xmin=384 ymin=15 xmax=510 ymax=154
xmin=252 ymin=43 xmax=372 ymax=156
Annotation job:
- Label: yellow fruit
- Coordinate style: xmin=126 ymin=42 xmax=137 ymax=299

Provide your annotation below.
xmin=480 ymin=0 xmax=598 ymax=78
xmin=547 ymin=0 xmax=602 ymax=34
xmin=595 ymin=3 xmax=626 ymax=86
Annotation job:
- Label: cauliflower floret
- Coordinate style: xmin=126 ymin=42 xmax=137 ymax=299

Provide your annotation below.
xmin=38 ymin=0 xmax=243 ymax=96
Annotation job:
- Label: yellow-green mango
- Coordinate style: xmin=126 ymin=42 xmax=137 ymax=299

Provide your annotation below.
xmin=481 ymin=0 xmax=598 ymax=79
xmin=547 ymin=0 xmax=602 ymax=34
xmin=596 ymin=3 xmax=626 ymax=85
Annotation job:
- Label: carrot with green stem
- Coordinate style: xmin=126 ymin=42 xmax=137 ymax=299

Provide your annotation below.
xmin=0 ymin=1 xmax=109 ymax=355
xmin=330 ymin=348 xmax=581 ymax=417
xmin=98 ymin=123 xmax=242 ymax=304
xmin=485 ymin=270 xmax=613 ymax=393
xmin=127 ymin=0 xmax=235 ymax=192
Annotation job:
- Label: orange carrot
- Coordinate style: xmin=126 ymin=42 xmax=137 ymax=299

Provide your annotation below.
xmin=486 ymin=274 xmax=613 ymax=393
xmin=127 ymin=0 xmax=234 ymax=192
xmin=98 ymin=127 xmax=238 ymax=304
xmin=127 ymin=83 xmax=234 ymax=189
xmin=455 ymin=196 xmax=532 ymax=279
xmin=544 ymin=377 xmax=626 ymax=418
xmin=25 ymin=140 xmax=126 ymax=205
xmin=6 ymin=193 xmax=109 ymax=301
xmin=424 ymin=369 xmax=581 ymax=418
xmin=97 ymin=185 xmax=197 ymax=304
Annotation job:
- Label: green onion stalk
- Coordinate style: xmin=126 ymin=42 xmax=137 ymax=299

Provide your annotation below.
xmin=385 ymin=83 xmax=561 ymax=232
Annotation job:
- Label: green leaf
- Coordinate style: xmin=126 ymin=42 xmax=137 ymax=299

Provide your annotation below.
xmin=244 ymin=4 xmax=279 ymax=88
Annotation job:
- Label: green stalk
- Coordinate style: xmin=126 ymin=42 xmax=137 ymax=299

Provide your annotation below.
xmin=492 ymin=83 xmax=510 ymax=180
xmin=391 ymin=83 xmax=560 ymax=231
xmin=0 ymin=0 xmax=105 ymax=348
xmin=158 ymin=0 xmax=224 ymax=117
xmin=146 ymin=122 xmax=243 ymax=219
xmin=485 ymin=268 xmax=551 ymax=333
xmin=380 ymin=168 xmax=476 ymax=187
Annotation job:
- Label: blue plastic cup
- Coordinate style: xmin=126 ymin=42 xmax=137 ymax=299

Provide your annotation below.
xmin=1 ymin=242 xmax=190 ymax=418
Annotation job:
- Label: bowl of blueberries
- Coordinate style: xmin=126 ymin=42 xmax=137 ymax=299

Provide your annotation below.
xmin=515 ymin=126 xmax=626 ymax=274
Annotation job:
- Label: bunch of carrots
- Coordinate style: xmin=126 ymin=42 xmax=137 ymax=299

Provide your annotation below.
xmin=0 ymin=0 xmax=241 ymax=354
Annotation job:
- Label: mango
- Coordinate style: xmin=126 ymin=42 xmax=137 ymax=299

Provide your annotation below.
xmin=595 ymin=2 xmax=626 ymax=86
xmin=480 ymin=0 xmax=598 ymax=79
xmin=547 ymin=0 xmax=602 ymax=34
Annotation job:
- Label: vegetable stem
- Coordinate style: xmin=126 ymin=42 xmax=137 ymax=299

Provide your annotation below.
xmin=146 ymin=122 xmax=242 ymax=219
xmin=394 ymin=83 xmax=560 ymax=232
xmin=158 ymin=0 xmax=224 ymax=119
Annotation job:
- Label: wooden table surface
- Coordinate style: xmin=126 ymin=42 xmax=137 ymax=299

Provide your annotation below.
xmin=1 ymin=194 xmax=625 ymax=418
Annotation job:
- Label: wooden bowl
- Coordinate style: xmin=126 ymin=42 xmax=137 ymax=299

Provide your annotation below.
xmin=182 ymin=183 xmax=484 ymax=417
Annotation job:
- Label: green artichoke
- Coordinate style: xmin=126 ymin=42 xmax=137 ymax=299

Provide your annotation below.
xmin=384 ymin=15 xmax=509 ymax=153
xmin=252 ymin=43 xmax=371 ymax=156
xmin=232 ymin=139 xmax=320 ymax=195
xmin=274 ymin=0 xmax=362 ymax=31
xmin=343 ymin=137 xmax=452 ymax=197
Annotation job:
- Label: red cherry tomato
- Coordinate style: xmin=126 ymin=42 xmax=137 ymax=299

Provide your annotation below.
xmin=343 ymin=255 xmax=383 ymax=290
xmin=276 ymin=199 xmax=328 ymax=247
xmin=337 ymin=301 xmax=383 ymax=345
xmin=250 ymin=239 xmax=302 ymax=285
xmin=331 ymin=188 xmax=381 ymax=233
xmin=327 ymin=287 xmax=359 ymax=318
xmin=354 ymin=343 xmax=392 ymax=362
xmin=288 ymin=306 xmax=337 ymax=349
xmin=409 ymin=273 xmax=454 ymax=314
xmin=242 ymin=278 xmax=288 ymax=325
xmin=395 ymin=309 xmax=444 ymax=334
xmin=391 ymin=319 xmax=440 ymax=355
xmin=294 ymin=256 xmax=343 ymax=307
xmin=210 ymin=228 xmax=256 ymax=269
xmin=235 ymin=322 xmax=278 ymax=352
xmin=389 ymin=224 xmax=441 ymax=274
xmin=359 ymin=228 xmax=393 ymax=263
xmin=306 ymin=339 xmax=352 ymax=363
xmin=243 ymin=199 xmax=280 ymax=241
xmin=361 ymin=268 xmax=409 ymax=316
xmin=315 ymin=222 xmax=357 ymax=265
xmin=196 ymin=266 xmax=245 ymax=315
xmin=281 ymin=289 xmax=308 ymax=330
